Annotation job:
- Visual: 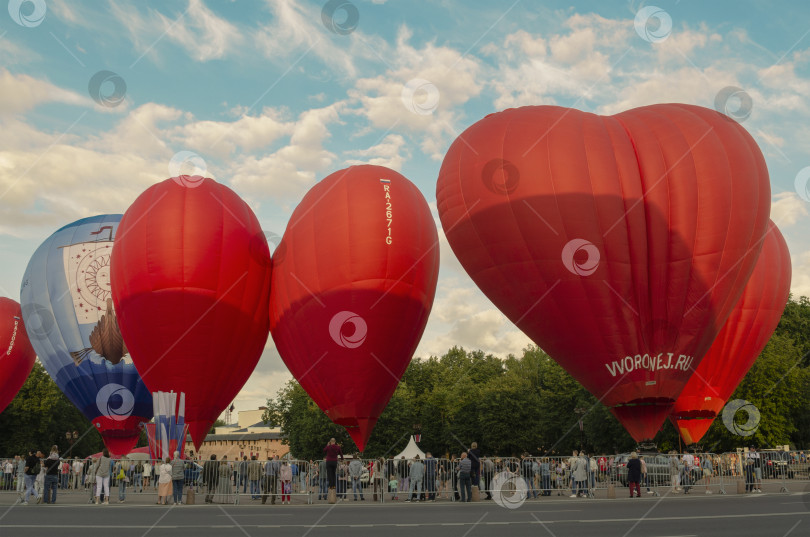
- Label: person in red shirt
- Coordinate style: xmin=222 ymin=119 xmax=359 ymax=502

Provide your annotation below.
xmin=323 ymin=438 xmax=343 ymax=492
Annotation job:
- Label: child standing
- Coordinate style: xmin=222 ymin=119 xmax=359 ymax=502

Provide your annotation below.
xmin=280 ymin=462 xmax=292 ymax=505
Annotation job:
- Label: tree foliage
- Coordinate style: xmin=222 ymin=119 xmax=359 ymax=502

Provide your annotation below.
xmin=0 ymin=362 xmax=104 ymax=457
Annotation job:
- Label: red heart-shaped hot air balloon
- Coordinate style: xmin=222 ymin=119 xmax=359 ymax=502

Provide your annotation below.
xmin=111 ymin=177 xmax=271 ymax=449
xmin=437 ymin=104 xmax=770 ymax=442
xmin=270 ymin=165 xmax=439 ymax=450
xmin=670 ymin=221 xmax=791 ymax=445
xmin=0 ymin=297 xmax=36 ymax=414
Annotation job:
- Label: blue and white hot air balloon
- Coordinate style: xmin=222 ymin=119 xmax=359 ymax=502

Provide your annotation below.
xmin=20 ymin=215 xmax=152 ymax=456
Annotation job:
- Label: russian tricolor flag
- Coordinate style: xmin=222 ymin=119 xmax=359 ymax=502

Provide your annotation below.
xmin=379 ymin=178 xmax=391 ymax=184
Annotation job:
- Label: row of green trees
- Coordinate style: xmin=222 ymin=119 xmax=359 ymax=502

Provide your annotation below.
xmin=264 ymin=296 xmax=810 ymax=460
xmin=1 ymin=297 xmax=807 ymax=459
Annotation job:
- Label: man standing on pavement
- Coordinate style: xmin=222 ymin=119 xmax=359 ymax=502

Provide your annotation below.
xmin=457 ymin=452 xmax=472 ymax=502
xmin=248 ymin=456 xmax=262 ymax=500
xmin=203 ymin=454 xmax=219 ymax=504
xmin=72 ymin=458 xmax=83 ymax=491
xmin=170 ymin=451 xmax=185 ymax=505
xmin=318 ymin=459 xmax=328 ymax=500
xmin=424 ymin=452 xmax=437 ymax=501
xmin=407 ymin=455 xmax=425 ymax=502
xmin=43 ymin=445 xmax=60 ymax=504
xmin=349 ymin=456 xmax=365 ymax=501
xmin=238 ymin=456 xmax=249 ymax=494
xmin=16 ymin=455 xmax=26 ymax=495
xmin=23 ymin=449 xmax=41 ymax=505
xmin=262 ymin=455 xmax=280 ymax=504
xmin=468 ymin=442 xmax=481 ymax=489
xmin=482 ymin=456 xmax=495 ymax=499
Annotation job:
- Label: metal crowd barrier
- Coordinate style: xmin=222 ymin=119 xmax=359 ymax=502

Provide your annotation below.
xmin=2 ymin=450 xmax=807 ymax=502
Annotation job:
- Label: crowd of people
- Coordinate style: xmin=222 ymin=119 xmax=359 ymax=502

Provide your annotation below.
xmin=2 ymin=443 xmax=806 ymax=506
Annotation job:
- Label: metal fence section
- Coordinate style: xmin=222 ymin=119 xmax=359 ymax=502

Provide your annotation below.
xmin=2 ymin=450 xmax=808 ymax=502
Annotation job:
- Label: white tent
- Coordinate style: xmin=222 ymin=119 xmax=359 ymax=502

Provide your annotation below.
xmin=394 ymin=436 xmax=425 ymax=460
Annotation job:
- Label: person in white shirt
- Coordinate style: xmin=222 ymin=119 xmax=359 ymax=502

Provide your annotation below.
xmin=3 ymin=460 xmax=13 ymax=490
xmin=746 ymin=447 xmax=762 ymax=492
xmin=143 ymin=461 xmax=153 ymax=489
xmin=72 ymin=459 xmax=83 ymax=490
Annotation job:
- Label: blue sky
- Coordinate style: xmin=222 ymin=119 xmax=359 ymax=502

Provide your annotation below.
xmin=2 ymin=0 xmax=810 ymax=411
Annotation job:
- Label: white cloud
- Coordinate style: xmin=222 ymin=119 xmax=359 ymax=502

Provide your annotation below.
xmin=344 ymin=134 xmax=408 ymax=170
xmin=229 ymin=103 xmax=344 ymax=199
xmin=771 ymin=191 xmax=809 ymax=227
xmin=0 ymin=69 xmax=88 ymax=116
xmin=160 ymin=0 xmax=244 ymax=61
xmin=255 ymin=0 xmax=387 ymax=79
xmin=168 ymin=108 xmax=293 ymax=159
xmin=110 ymin=0 xmax=242 ymax=63
xmin=790 ymin=249 xmax=810 ymax=300
xmin=349 ymin=26 xmax=483 ymax=159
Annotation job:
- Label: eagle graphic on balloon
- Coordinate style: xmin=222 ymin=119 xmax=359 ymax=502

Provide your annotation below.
xmin=4 ymin=102 xmax=789 ymax=454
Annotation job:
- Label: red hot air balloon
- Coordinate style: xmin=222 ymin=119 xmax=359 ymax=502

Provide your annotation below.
xmin=110 ymin=177 xmax=271 ymax=449
xmin=270 ymin=165 xmax=439 ymax=450
xmin=670 ymin=221 xmax=791 ymax=445
xmin=437 ymin=104 xmax=770 ymax=442
xmin=0 ymin=298 xmax=36 ymax=414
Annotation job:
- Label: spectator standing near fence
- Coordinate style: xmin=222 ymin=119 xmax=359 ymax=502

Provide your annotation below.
xmin=568 ymin=451 xmax=580 ymax=497
xmin=481 ymin=456 xmax=494 ymax=500
xmin=540 ymin=458 xmax=551 ymax=496
xmin=396 ymin=456 xmax=408 ymax=496
xmin=323 ymin=438 xmax=342 ymax=495
xmin=349 ymin=456 xmax=365 ymax=501
xmin=317 ymin=459 xmax=328 ymax=501
xmin=279 ymin=461 xmax=292 ymax=505
xmin=170 ymin=451 xmax=184 ymax=505
xmin=93 ymin=449 xmax=111 ymax=505
xmin=701 ymin=455 xmax=713 ymax=494
xmin=406 ymin=455 xmax=424 ymax=502
xmin=237 ymin=456 xmax=247 ymax=494
xmin=22 ymin=449 xmax=41 ymax=505
xmin=157 ymin=457 xmax=172 ymax=505
xmin=132 ymin=461 xmax=144 ymax=493
xmin=3 ymin=459 xmax=12 ymax=490
xmin=669 ymin=451 xmax=681 ymax=493
xmin=520 ymin=453 xmax=536 ymax=499
xmin=457 ymin=452 xmax=472 ymax=502
xmin=639 ymin=455 xmax=651 ymax=494
xmin=681 ymin=453 xmax=694 ymax=494
xmin=468 ymin=442 xmax=481 ymax=489
xmin=202 ymin=455 xmax=218 ymax=503
xmin=72 ymin=458 xmax=83 ymax=490
xmin=626 ymin=452 xmax=642 ymax=498
xmin=60 ymin=459 xmax=69 ymax=489
xmin=248 ymin=456 xmax=261 ymax=500
xmin=747 ymin=447 xmax=762 ymax=492
xmin=42 ymin=446 xmax=59 ymax=504
xmin=16 ymin=455 xmax=26 ymax=495
xmin=573 ymin=452 xmax=588 ymax=498
xmin=263 ymin=455 xmax=280 ymax=505
xmin=115 ymin=458 xmax=129 ymax=503
xmin=424 ymin=452 xmax=437 ymax=501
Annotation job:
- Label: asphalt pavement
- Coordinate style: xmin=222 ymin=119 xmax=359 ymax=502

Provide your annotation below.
xmin=1 ymin=487 xmax=809 ymax=537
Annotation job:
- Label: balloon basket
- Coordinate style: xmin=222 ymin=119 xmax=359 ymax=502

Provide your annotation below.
xmin=637 ymin=442 xmax=657 ymax=453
